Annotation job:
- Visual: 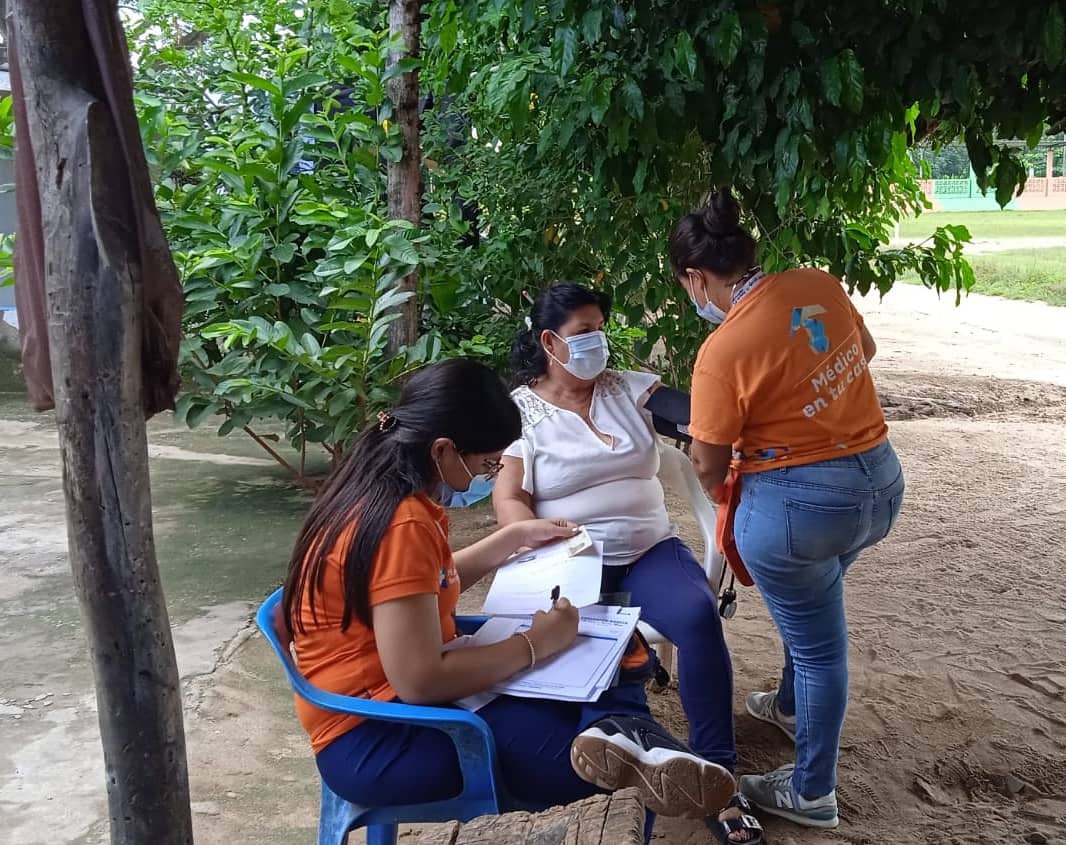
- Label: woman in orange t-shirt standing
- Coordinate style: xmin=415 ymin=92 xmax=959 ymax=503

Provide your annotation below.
xmin=668 ymin=189 xmax=905 ymax=832
xmin=282 ymin=358 xmax=738 ymax=834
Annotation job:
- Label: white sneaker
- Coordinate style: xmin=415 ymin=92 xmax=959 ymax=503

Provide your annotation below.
xmin=570 ymin=716 xmax=736 ymax=818
xmin=746 ymin=689 xmax=797 ymax=742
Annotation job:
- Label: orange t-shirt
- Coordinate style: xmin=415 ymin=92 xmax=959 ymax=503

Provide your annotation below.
xmin=291 ymin=494 xmax=460 ymax=753
xmin=689 ymin=268 xmax=888 ymax=473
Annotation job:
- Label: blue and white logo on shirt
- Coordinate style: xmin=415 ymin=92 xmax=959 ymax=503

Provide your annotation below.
xmin=790 ymin=305 xmax=830 ymax=353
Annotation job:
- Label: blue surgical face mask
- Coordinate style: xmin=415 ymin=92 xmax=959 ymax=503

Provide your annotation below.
xmin=438 ymin=475 xmax=495 ymax=508
xmin=434 ymin=449 xmax=496 ymax=508
xmin=550 ymin=330 xmax=609 ymax=381
xmin=693 ymin=297 xmax=728 ymax=325
xmin=688 ymin=274 xmax=729 ymax=325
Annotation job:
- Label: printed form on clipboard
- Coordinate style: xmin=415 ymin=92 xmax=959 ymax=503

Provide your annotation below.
xmin=446 ymin=605 xmax=643 ymax=710
xmin=481 ymin=527 xmax=603 ymax=616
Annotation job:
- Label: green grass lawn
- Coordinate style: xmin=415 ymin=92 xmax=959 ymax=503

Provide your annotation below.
xmin=897 ymin=210 xmax=1066 ymax=241
xmin=905 ymin=248 xmax=1066 ymax=307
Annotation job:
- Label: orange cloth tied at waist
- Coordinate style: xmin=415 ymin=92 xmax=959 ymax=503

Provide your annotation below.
xmin=715 ymin=468 xmax=754 ymax=587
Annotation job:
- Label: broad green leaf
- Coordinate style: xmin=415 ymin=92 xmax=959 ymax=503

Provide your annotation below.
xmin=271 ymin=243 xmax=297 ymax=263
xmin=716 ymin=13 xmax=743 ymax=68
xmin=581 ymin=9 xmax=603 ymax=44
xmin=372 ymin=288 xmax=415 ymax=318
xmin=173 ymin=393 xmax=196 ymax=426
xmin=230 ymin=72 xmax=281 ymax=98
xmin=188 ymin=401 xmax=222 ymax=429
xmin=554 ymin=27 xmax=578 ymax=77
xmin=282 ymin=92 xmax=317 ymax=136
xmin=439 ymin=18 xmax=459 ymax=53
xmin=590 ymin=78 xmax=612 ymax=125
xmin=633 ymin=158 xmax=649 ymax=194
xmin=673 ymin=32 xmax=697 ymax=79
xmin=386 ymin=238 xmax=420 ymax=266
xmin=820 ymin=59 xmax=843 ymax=106
xmin=994 ymin=156 xmax=1025 ymax=207
xmin=621 ymin=79 xmax=645 ymax=121
xmin=192 ymin=255 xmax=232 ymax=272
xmin=518 ymin=0 xmax=536 ymax=31
xmin=944 ymin=224 xmax=971 ymax=242
xmin=285 ymin=73 xmax=329 ymax=95
xmin=839 ymin=50 xmax=864 ymax=113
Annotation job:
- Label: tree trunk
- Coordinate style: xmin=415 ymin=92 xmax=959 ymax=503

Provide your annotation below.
xmin=385 ymin=0 xmax=421 ymax=355
xmin=9 ymin=2 xmax=193 ymax=843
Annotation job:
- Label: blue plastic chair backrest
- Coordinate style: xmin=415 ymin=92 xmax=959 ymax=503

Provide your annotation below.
xmin=255 ymin=589 xmax=507 ymax=842
xmin=255 ymin=588 xmax=502 ymax=731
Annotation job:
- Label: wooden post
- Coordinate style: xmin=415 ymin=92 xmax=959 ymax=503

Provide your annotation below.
xmin=9 ymin=2 xmax=193 ymax=843
xmin=385 ymin=0 xmax=421 ymax=355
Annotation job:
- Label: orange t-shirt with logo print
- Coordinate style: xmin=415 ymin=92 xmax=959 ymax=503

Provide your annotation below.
xmin=689 ymin=268 xmax=888 ymax=473
xmin=291 ymin=493 xmax=460 ymax=753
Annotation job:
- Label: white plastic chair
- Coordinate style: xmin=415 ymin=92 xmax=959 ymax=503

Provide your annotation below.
xmin=638 ymin=442 xmax=728 ymax=678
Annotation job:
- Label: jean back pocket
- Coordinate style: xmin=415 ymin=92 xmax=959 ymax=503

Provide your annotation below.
xmin=785 ymin=499 xmax=863 ymax=561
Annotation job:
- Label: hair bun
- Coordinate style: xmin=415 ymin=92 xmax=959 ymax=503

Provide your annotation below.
xmin=700 ymin=187 xmax=741 ymax=235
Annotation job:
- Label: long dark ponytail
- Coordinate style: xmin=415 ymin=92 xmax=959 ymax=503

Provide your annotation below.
xmin=283 ymin=358 xmax=521 ymax=634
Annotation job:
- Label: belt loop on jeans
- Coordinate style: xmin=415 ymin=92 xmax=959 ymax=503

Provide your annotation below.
xmin=852 ymin=449 xmax=872 ymax=478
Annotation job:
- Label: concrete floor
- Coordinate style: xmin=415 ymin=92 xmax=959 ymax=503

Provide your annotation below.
xmin=0 ymin=380 xmax=312 ymax=844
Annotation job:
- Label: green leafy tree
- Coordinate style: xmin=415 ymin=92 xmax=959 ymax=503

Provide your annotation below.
xmin=421 ymin=0 xmax=1066 ymax=386
xmin=130 ymin=0 xmax=455 ymax=481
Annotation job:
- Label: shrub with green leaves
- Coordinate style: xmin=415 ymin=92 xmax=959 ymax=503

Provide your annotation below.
xmin=131 ymin=0 xmax=449 ymax=479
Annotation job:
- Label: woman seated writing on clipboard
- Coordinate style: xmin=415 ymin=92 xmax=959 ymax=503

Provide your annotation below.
xmin=282 ymin=358 xmax=738 ymax=833
xmin=493 ymin=286 xmax=763 ymax=843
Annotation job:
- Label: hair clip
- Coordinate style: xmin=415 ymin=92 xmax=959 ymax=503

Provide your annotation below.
xmin=524 ymin=316 xmax=533 ymax=329
xmin=377 ymin=411 xmax=398 ymax=432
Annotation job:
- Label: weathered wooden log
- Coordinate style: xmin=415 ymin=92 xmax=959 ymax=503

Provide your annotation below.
xmin=416 ymin=789 xmax=646 ymax=845
xmin=9 ymin=1 xmax=193 ymax=842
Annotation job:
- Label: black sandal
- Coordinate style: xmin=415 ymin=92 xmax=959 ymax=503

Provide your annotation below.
xmin=710 ymin=793 xmax=765 ymax=844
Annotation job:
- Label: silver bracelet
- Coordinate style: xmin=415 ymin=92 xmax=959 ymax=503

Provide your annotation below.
xmin=515 ymin=631 xmax=536 ymax=668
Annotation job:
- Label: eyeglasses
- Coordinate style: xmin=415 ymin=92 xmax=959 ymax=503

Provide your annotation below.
xmin=480 ymin=459 xmax=504 ymax=479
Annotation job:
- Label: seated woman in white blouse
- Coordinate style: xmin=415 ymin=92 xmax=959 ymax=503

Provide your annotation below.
xmin=493 ymin=283 xmax=738 ymax=780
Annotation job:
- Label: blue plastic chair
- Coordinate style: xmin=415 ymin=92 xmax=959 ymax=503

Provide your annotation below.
xmin=256 ymin=587 xmax=525 ymax=845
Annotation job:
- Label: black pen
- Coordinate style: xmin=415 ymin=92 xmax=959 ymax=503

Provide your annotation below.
xmin=550 ymin=584 xmax=560 ymax=608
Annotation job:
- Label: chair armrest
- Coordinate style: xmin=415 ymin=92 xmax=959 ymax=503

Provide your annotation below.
xmin=285 ymin=653 xmax=501 ymax=808
xmin=657 ymin=442 xmax=725 ymax=585
xmin=456 ymin=615 xmax=488 ymax=635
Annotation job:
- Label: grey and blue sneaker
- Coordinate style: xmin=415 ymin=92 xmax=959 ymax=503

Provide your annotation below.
xmin=738 ymin=763 xmax=839 ymax=828
xmin=746 ymin=689 xmax=797 ymax=742
xmin=571 ymin=716 xmax=736 ymax=818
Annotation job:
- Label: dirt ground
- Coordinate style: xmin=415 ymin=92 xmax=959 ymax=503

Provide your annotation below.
xmin=3 ymin=284 xmax=1065 ymax=845
xmin=176 ymin=286 xmax=1066 ymax=845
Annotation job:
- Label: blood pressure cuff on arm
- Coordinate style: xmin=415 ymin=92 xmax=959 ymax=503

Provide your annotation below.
xmin=646 ymin=385 xmax=692 ymax=444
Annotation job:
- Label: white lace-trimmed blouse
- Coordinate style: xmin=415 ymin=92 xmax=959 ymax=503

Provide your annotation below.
xmin=504 ymin=369 xmax=673 ymax=566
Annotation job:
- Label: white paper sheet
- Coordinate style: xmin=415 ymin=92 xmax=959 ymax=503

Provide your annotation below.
xmin=460 ymin=607 xmax=640 ymax=703
xmin=481 ymin=529 xmax=603 ymax=616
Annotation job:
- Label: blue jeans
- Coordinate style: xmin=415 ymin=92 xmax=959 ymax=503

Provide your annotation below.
xmin=316 ymin=642 xmax=658 ymax=838
xmin=736 ymin=440 xmax=904 ymax=798
xmin=600 ymin=538 xmax=737 ymax=770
